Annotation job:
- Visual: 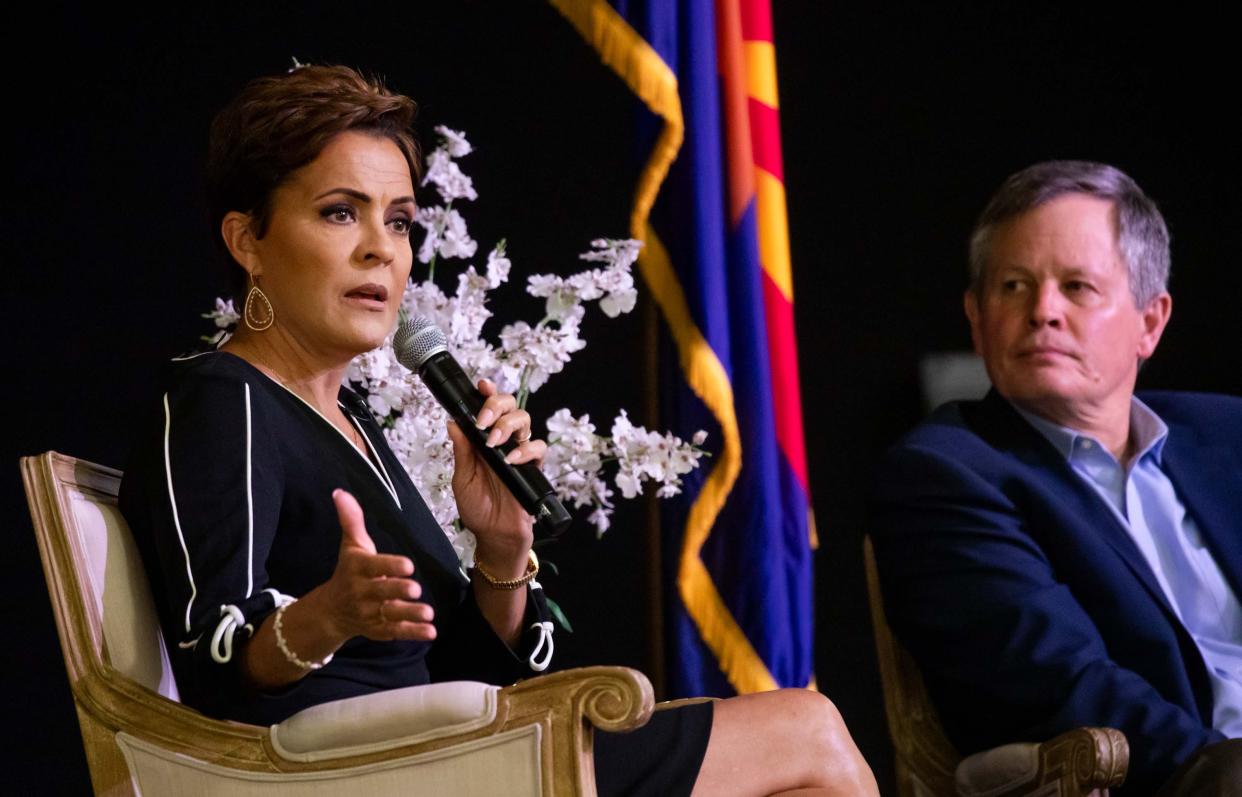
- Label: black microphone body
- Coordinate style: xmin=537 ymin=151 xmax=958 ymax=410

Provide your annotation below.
xmin=410 ymin=347 xmax=572 ymax=537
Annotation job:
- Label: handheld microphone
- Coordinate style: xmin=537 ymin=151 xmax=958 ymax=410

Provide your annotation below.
xmin=393 ymin=316 xmax=572 ymax=537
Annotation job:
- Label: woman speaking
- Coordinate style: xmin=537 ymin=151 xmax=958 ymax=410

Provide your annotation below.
xmin=119 ymin=64 xmax=876 ymax=797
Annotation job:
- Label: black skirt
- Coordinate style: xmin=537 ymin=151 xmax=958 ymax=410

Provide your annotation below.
xmin=594 ymin=700 xmax=714 ymax=797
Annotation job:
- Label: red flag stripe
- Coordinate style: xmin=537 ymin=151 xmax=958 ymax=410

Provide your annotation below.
xmin=739 ymin=0 xmax=773 ymax=43
xmin=761 ymin=272 xmax=809 ymax=489
xmin=747 ymin=97 xmax=784 ymax=184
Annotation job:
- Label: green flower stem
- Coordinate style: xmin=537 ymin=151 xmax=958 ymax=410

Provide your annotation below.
xmin=516 ymin=365 xmax=533 ymax=410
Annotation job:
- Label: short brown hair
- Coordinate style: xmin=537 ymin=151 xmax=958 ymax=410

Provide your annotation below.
xmin=205 ymin=64 xmax=421 ymax=270
xmin=968 ymin=161 xmax=1170 ymax=306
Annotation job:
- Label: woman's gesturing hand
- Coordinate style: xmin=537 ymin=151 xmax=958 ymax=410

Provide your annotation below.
xmin=322 ymin=489 xmax=436 ymax=642
xmin=448 ymin=379 xmax=547 ymax=564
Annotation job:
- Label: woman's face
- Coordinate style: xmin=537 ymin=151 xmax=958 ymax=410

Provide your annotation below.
xmin=249 ymin=130 xmax=415 ymax=360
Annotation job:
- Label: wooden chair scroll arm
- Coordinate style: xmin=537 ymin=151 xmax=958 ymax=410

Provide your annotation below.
xmin=499 ymin=665 xmax=655 ymax=797
xmin=955 ymin=726 xmax=1129 ymax=797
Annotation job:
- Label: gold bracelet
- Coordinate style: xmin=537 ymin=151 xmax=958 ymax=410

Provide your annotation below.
xmin=473 ymin=549 xmax=539 ymax=590
xmin=273 ymin=601 xmax=333 ymax=671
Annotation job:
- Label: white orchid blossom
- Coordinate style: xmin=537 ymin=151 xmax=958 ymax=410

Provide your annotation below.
xmin=433 ymin=125 xmax=473 ymax=158
xmin=200 ymin=298 xmax=240 ymax=346
xmin=423 ymin=148 xmax=477 ymax=204
xmin=415 ymin=206 xmax=477 ymax=264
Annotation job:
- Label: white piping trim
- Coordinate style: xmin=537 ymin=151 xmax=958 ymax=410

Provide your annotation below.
xmin=170 ymin=350 xmax=216 ymax=362
xmin=163 ymin=393 xmax=198 ymax=634
xmin=253 ymin=371 xmax=402 ymax=508
xmin=244 ymin=383 xmax=255 ymax=597
xmin=242 ymin=369 xmax=397 ymax=506
xmin=345 ymin=409 xmax=402 ymax=506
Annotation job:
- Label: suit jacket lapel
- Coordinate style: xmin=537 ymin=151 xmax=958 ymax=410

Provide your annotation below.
xmin=974 ymin=391 xmax=1180 ymax=619
xmin=1160 ymin=419 xmax=1242 ymax=600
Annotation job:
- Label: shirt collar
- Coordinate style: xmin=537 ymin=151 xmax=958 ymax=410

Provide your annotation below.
xmin=1011 ymin=396 xmax=1169 ymax=466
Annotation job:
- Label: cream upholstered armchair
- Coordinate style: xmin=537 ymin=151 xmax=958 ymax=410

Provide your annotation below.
xmin=22 ymin=451 xmax=654 ymax=796
xmin=863 ymin=536 xmax=1129 ymax=797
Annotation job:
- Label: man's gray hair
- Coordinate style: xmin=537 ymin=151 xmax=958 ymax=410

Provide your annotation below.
xmin=968 ymin=161 xmax=1170 ymax=306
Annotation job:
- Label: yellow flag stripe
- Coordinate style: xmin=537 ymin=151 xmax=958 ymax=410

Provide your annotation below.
xmin=744 ymin=40 xmax=779 ymax=109
xmin=755 ymin=167 xmax=793 ymax=302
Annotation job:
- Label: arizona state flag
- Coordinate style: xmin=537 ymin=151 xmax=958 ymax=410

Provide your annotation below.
xmin=552 ymin=0 xmax=814 ymax=696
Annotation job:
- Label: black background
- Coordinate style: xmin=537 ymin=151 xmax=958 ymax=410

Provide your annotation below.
xmin=4 ymin=3 xmax=1240 ymax=793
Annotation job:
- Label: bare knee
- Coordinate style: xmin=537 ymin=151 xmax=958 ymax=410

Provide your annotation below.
xmin=696 ymin=689 xmax=877 ymax=797
xmin=768 ymin=690 xmax=875 ymax=795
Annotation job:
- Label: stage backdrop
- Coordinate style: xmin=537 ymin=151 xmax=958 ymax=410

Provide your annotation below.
xmin=5 ymin=3 xmax=1242 ymax=795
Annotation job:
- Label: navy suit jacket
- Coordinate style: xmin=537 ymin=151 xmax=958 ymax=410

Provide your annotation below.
xmin=871 ymin=389 xmax=1242 ymax=795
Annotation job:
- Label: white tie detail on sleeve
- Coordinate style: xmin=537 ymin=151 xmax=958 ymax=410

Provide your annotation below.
xmin=528 ymin=621 xmax=555 ymax=672
xmin=210 ymin=604 xmax=252 ymax=663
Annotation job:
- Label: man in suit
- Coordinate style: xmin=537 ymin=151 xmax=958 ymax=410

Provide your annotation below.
xmin=871 ymin=161 xmax=1242 ymax=795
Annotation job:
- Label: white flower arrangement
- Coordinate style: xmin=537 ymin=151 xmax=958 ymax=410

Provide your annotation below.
xmin=206 ymin=126 xmax=708 ymax=566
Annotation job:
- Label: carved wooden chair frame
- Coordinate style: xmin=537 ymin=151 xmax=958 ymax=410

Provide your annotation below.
xmin=863 ymin=536 xmax=1128 ymax=797
xmin=24 ymin=451 xmax=654 ymax=796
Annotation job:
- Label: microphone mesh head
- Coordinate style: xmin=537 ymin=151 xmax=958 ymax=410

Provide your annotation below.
xmin=393 ymin=316 xmax=448 ymax=371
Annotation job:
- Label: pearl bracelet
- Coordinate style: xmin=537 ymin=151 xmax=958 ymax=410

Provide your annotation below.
xmin=273 ymin=601 xmax=334 ymax=671
xmin=473 ymin=549 xmax=539 ymax=590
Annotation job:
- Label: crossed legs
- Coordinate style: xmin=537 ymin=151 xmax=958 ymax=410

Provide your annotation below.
xmin=691 ymin=689 xmax=878 ymax=797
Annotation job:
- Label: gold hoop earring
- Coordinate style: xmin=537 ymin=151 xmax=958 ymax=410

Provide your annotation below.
xmin=244 ymin=279 xmax=275 ymax=331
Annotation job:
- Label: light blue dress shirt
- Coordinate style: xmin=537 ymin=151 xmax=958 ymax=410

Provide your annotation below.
xmin=1016 ymin=398 xmax=1242 ymax=737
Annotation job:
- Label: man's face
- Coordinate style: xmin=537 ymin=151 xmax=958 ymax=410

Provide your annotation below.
xmin=964 ymin=193 xmax=1171 ymax=426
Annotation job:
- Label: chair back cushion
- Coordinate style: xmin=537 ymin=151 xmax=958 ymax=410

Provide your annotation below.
xmin=70 ymin=484 xmax=180 ymax=700
xmin=30 ymin=453 xmax=181 ymax=701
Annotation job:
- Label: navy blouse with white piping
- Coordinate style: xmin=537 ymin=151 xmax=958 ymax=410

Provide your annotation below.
xmin=120 ymin=351 xmax=552 ymax=725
